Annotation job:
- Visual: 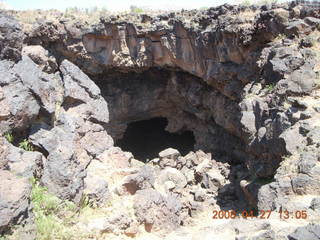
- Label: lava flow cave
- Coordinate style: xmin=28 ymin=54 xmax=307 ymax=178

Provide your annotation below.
xmin=94 ymin=67 xmax=247 ymax=164
xmin=116 ymin=117 xmax=195 ymax=162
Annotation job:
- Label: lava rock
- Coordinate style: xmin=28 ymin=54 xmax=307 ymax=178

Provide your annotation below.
xmin=133 ymin=189 xmax=182 ymax=231
xmin=84 ymin=160 xmax=110 ymax=206
xmin=155 ymin=167 xmax=187 ymax=192
xmin=120 ymin=166 xmax=155 ymax=195
xmin=288 ymin=224 xmax=320 ymax=240
xmin=0 ymin=13 xmax=24 ymax=62
xmin=0 ymin=170 xmax=32 ymax=234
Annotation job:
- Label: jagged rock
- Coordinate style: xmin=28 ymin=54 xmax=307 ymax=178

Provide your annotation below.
xmin=0 ymin=13 xmax=24 ymax=62
xmin=22 ymin=45 xmax=58 ymax=73
xmin=291 ymin=174 xmax=319 ymax=195
xmin=155 ymin=167 xmax=187 ymax=193
xmin=307 ymin=127 xmax=320 ymax=146
xmin=278 ymin=69 xmax=316 ymax=95
xmin=118 ymin=166 xmax=155 ymax=195
xmin=13 ymin=55 xmax=63 ymax=114
xmin=29 ymin=60 xmax=113 ymax=202
xmin=310 ymin=198 xmax=320 ymax=211
xmin=0 ymin=170 xmax=31 ymax=234
xmin=298 ymin=152 xmax=318 ymax=174
xmin=0 ymin=60 xmax=40 ymax=133
xmin=1 ymin=4 xmax=320 ymax=238
xmin=87 ymin=212 xmax=134 ymax=234
xmin=6 ymin=146 xmax=44 ymax=179
xmin=288 ymin=224 xmax=320 ymax=240
xmin=84 ymin=160 xmax=109 ymax=206
xmin=96 ymin=147 xmax=131 ymax=169
xmin=279 ymin=126 xmax=305 ymax=155
xmin=133 ymin=189 xmax=182 ymax=232
xmin=158 ymin=148 xmax=180 ymax=168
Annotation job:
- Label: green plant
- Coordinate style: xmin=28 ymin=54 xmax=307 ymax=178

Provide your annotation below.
xmin=241 ymin=0 xmax=252 ymax=6
xmin=31 ymin=178 xmax=77 ymax=240
xmin=265 ymin=83 xmax=275 ymax=92
xmin=130 ymin=5 xmax=144 ymax=14
xmin=274 ymin=33 xmax=286 ymax=42
xmin=4 ymin=132 xmax=14 ymax=143
xmin=19 ymin=139 xmax=33 ymax=151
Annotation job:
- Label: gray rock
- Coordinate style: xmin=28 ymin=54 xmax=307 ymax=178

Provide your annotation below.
xmin=41 ymin=144 xmax=86 ymax=202
xmin=158 ymin=148 xmax=180 ymax=168
xmin=279 ymin=126 xmax=304 ymax=155
xmin=194 ymin=188 xmax=206 ymax=202
xmin=0 ymin=61 xmax=40 ymax=133
xmin=310 ymin=198 xmax=320 ymax=211
xmin=133 ymin=189 xmax=182 ymax=231
xmin=0 ymin=170 xmax=31 ymax=234
xmin=285 ymin=19 xmax=311 ymax=35
xmin=251 ymin=230 xmax=275 ymax=240
xmin=87 ymin=212 xmax=134 ymax=235
xmin=28 ymin=60 xmax=113 ymax=203
xmin=307 ymin=127 xmax=320 ymax=146
xmin=84 ymin=161 xmax=109 ymax=206
xmin=298 ymin=152 xmax=317 ymax=174
xmin=155 ymin=167 xmax=187 ymax=191
xmin=22 ymin=45 xmax=58 ymax=73
xmin=257 ymin=183 xmax=278 ymax=210
xmin=13 ymin=55 xmax=63 ymax=114
xmin=291 ymin=174 xmax=319 ymax=195
xmin=120 ymin=166 xmax=155 ymax=195
xmin=278 ymin=69 xmax=316 ymax=95
xmin=7 ymin=148 xmax=44 ymax=179
xmin=0 ymin=13 xmax=24 ymax=62
xmin=103 ymin=212 xmax=133 ymax=233
xmin=288 ymin=224 xmax=320 ymax=240
xmin=304 ymin=17 xmax=320 ymax=26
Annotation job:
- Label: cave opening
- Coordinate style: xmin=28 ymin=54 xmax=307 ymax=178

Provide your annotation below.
xmin=115 ymin=117 xmax=195 ymax=162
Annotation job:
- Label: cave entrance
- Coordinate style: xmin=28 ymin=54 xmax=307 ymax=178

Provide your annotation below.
xmin=116 ymin=117 xmax=195 ymax=162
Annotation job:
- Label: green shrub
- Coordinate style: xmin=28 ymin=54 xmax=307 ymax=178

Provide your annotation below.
xmin=19 ymin=139 xmax=33 ymax=151
xmin=265 ymin=83 xmax=275 ymax=92
xmin=130 ymin=5 xmax=144 ymax=14
xmin=31 ymin=178 xmax=77 ymax=240
xmin=4 ymin=132 xmax=14 ymax=143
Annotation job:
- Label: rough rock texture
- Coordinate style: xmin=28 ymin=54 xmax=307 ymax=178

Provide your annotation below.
xmin=29 ymin=59 xmax=113 ymax=202
xmin=21 ymin=2 xmax=320 ymax=180
xmin=0 ymin=2 xmax=320 ymax=239
xmin=0 ymin=12 xmax=24 ymax=62
xmin=0 ymin=170 xmax=32 ymax=234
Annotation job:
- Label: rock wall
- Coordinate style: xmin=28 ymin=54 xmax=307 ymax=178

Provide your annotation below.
xmin=0 ymin=3 xmax=320 ymax=238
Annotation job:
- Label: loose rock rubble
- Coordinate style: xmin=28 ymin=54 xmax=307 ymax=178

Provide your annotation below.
xmin=0 ymin=2 xmax=320 ymax=239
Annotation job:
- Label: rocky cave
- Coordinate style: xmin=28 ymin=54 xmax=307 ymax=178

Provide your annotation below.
xmin=1 ymin=2 xmax=320 ymax=239
xmin=116 ymin=117 xmax=196 ymax=162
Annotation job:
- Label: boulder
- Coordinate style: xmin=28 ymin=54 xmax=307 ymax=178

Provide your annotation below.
xmin=22 ymin=45 xmax=58 ymax=73
xmin=0 ymin=60 xmax=40 ymax=133
xmin=133 ymin=189 xmax=182 ymax=232
xmin=84 ymin=160 xmax=109 ymax=206
xmin=0 ymin=13 xmax=24 ymax=62
xmin=288 ymin=224 xmax=320 ymax=240
xmin=0 ymin=170 xmax=31 ymax=234
xmin=119 ymin=166 xmax=155 ymax=195
xmin=158 ymin=148 xmax=181 ymax=168
xmin=155 ymin=167 xmax=187 ymax=193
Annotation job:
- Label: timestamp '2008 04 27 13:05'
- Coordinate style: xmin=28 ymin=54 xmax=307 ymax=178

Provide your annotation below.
xmin=212 ymin=210 xmax=308 ymax=219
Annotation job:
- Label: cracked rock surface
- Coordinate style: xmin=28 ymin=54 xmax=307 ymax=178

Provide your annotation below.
xmin=0 ymin=3 xmax=320 ymax=239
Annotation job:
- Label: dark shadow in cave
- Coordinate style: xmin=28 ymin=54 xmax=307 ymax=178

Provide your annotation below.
xmin=116 ymin=117 xmax=195 ymax=162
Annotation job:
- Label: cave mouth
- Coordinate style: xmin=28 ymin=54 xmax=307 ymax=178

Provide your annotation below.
xmin=115 ymin=117 xmax=195 ymax=162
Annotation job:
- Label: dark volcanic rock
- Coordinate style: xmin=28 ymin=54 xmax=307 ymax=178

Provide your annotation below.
xmin=0 ymin=170 xmax=31 ymax=234
xmin=0 ymin=12 xmax=24 ymax=62
xmin=133 ymin=189 xmax=182 ymax=231
xmin=288 ymin=224 xmax=320 ymax=240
